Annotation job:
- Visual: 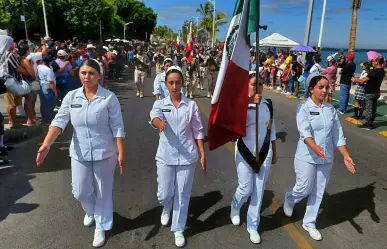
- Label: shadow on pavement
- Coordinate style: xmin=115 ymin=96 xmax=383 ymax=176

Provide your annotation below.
xmin=317 ymin=182 xmax=379 ymax=233
xmin=185 ymin=190 xmax=275 ymax=237
xmin=108 ymin=191 xmax=223 ymax=242
xmin=276 ymin=131 xmax=288 ymax=143
xmin=271 ymin=183 xmax=379 ymax=233
xmin=0 ymin=166 xmax=39 ymax=222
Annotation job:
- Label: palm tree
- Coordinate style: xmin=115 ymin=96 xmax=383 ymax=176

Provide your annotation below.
xmin=197 ymin=2 xmax=227 ymax=45
xmin=348 ymin=0 xmax=361 ymax=52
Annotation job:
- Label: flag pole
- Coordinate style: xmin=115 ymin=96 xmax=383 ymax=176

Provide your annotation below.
xmin=255 ymin=1 xmax=260 ymax=164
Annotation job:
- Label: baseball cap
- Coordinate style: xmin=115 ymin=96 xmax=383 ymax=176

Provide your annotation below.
xmin=57 ymin=49 xmax=68 ymax=57
xmin=163 ymin=58 xmax=173 ymax=65
xmin=338 ymin=49 xmax=344 ymax=54
xmin=346 ymin=53 xmax=355 ymax=60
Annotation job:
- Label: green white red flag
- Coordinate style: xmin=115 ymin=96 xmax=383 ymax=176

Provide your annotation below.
xmin=208 ymin=0 xmax=259 ymax=150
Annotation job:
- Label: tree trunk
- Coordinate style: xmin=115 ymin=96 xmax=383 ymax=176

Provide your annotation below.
xmin=348 ymin=0 xmax=359 ymax=52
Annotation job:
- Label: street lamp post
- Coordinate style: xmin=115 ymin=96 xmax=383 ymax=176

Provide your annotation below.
xmin=21 ymin=0 xmax=28 ymax=40
xmin=124 ymin=22 xmax=134 ymax=41
xmin=42 ymin=0 xmax=49 ymax=37
xmin=317 ymin=0 xmax=327 ymax=48
xmin=304 ymin=0 xmax=314 ymax=46
xmin=192 ymin=16 xmax=199 ymax=36
xmin=208 ymin=0 xmax=216 ymax=48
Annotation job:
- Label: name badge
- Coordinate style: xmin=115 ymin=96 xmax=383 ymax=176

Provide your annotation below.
xmin=162 ymin=109 xmax=171 ymax=112
xmin=310 ymin=112 xmax=320 ymax=115
xmin=71 ymin=104 xmax=82 ymax=108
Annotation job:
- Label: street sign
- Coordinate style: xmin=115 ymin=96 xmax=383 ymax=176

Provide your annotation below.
xmin=20 ymin=15 xmax=25 ymax=22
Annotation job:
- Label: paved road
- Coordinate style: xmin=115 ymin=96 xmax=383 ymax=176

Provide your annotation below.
xmin=1 ymin=69 xmax=387 ymax=249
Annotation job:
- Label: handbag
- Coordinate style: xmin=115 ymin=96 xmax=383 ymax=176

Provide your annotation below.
xmin=4 ymin=75 xmax=31 ymax=96
xmin=29 ymin=80 xmax=40 ymax=92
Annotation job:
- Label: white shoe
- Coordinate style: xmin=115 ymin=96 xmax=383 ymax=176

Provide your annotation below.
xmin=185 ymin=92 xmax=188 ymax=97
xmin=285 ymin=91 xmax=291 ymax=95
xmin=207 ymin=93 xmax=211 ymax=98
xmin=189 ymin=94 xmax=193 ymax=99
xmin=283 ymin=197 xmax=293 ymax=217
xmin=276 ymin=87 xmax=282 ymax=91
xmin=302 ymin=224 xmax=322 ymax=241
xmin=230 ymin=206 xmax=240 ymax=226
xmin=83 ymin=214 xmax=94 ymax=227
xmin=140 ymin=92 xmax=144 ymax=98
xmin=136 ymin=91 xmax=140 ymax=97
xmin=160 ymin=208 xmax=170 ymax=226
xmin=174 ymin=231 xmax=186 ymax=247
xmin=269 ymin=86 xmax=273 ymax=90
xmin=247 ymin=229 xmax=261 ymax=244
xmin=92 ymin=228 xmax=105 ymax=247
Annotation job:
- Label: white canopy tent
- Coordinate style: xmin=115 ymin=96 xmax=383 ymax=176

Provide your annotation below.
xmin=253 ymin=33 xmax=299 ymax=48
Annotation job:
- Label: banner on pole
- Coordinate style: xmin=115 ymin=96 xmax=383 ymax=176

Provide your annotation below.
xmin=20 ymin=16 xmax=25 ymax=22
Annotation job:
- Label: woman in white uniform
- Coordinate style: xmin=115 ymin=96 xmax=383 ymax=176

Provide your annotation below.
xmin=283 ymin=73 xmax=356 ymax=241
xmin=230 ymin=72 xmax=277 ymax=244
xmin=153 ymin=58 xmax=173 ymax=100
xmin=36 ymin=59 xmax=125 ymax=248
xmin=150 ymin=66 xmax=206 ymax=247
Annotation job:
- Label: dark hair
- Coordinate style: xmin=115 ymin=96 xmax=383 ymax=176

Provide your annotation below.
xmin=249 ymin=73 xmax=256 ymax=79
xmin=308 ymin=75 xmax=328 ymax=94
xmin=375 ymin=56 xmax=384 ymax=65
xmin=42 ymin=54 xmax=54 ymax=65
xmin=17 ymin=39 xmax=29 ymax=56
xmin=80 ymin=59 xmax=101 ymax=74
xmin=313 ymin=55 xmax=321 ymax=63
xmin=165 ymin=69 xmax=184 ymax=83
xmin=362 ymin=61 xmax=371 ymax=71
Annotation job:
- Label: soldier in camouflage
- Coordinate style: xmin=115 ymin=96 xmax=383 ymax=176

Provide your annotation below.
xmin=153 ymin=45 xmax=166 ymax=75
xmin=184 ymin=52 xmax=200 ymax=99
xmin=205 ymin=49 xmax=221 ymax=98
xmin=198 ymin=48 xmax=208 ymax=90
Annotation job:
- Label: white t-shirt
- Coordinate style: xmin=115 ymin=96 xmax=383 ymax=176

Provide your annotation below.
xmin=310 ymin=63 xmax=323 ymax=75
xmin=37 ymin=64 xmax=55 ymax=85
xmin=27 ymin=52 xmax=43 ymax=75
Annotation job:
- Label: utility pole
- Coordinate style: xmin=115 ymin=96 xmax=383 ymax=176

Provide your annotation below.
xmin=21 ymin=0 xmax=28 ymax=40
xmin=208 ymin=0 xmax=216 ymax=48
xmin=317 ymin=0 xmax=327 ymax=48
xmin=42 ymin=0 xmax=49 ymax=36
xmin=304 ymin=0 xmax=314 ymax=46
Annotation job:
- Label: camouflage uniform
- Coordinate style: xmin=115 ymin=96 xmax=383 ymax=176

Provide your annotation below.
xmin=205 ymin=52 xmax=220 ymax=98
xmin=134 ymin=50 xmax=150 ymax=98
xmin=185 ymin=57 xmax=200 ymax=99
xmin=198 ymin=52 xmax=208 ymax=90
xmin=153 ymin=49 xmax=166 ymax=75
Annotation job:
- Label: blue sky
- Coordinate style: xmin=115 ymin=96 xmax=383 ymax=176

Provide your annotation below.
xmin=143 ymin=0 xmax=387 ymax=49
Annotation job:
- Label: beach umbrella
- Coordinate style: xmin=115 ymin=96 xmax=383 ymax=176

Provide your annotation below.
xmin=290 ymin=45 xmax=316 ymax=53
xmin=367 ymin=51 xmax=381 ymax=61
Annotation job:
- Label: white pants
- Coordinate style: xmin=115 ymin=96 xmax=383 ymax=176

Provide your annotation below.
xmin=285 ymin=158 xmax=333 ymax=228
xmin=71 ymin=155 xmax=117 ymax=230
xmin=232 ymin=152 xmax=272 ymax=230
xmin=135 ymin=70 xmax=147 ymax=93
xmin=157 ymin=161 xmax=196 ymax=232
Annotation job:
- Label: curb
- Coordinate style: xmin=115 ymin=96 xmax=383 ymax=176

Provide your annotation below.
xmin=378 ymin=131 xmax=387 ymax=138
xmin=344 ymin=117 xmax=361 ymax=126
xmin=4 ymin=123 xmax=48 ymax=144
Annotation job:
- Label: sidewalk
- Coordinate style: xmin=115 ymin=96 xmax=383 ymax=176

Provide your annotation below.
xmin=0 ymin=94 xmax=46 ymax=144
xmin=268 ymin=78 xmax=387 ymax=138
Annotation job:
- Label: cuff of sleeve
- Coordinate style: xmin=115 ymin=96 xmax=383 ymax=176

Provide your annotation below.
xmin=50 ymin=121 xmax=66 ymax=131
xmin=194 ymin=131 xmax=205 ymax=140
xmin=335 ymin=138 xmax=347 ymax=147
xmin=113 ymin=129 xmax=126 ymax=138
xmin=301 ymin=134 xmax=313 ymax=143
xmin=149 ymin=120 xmax=158 ymax=130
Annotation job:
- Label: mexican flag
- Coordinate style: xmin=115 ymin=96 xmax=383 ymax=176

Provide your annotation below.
xmin=208 ymin=0 xmax=259 ymax=151
xmin=185 ymin=22 xmax=194 ymax=64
